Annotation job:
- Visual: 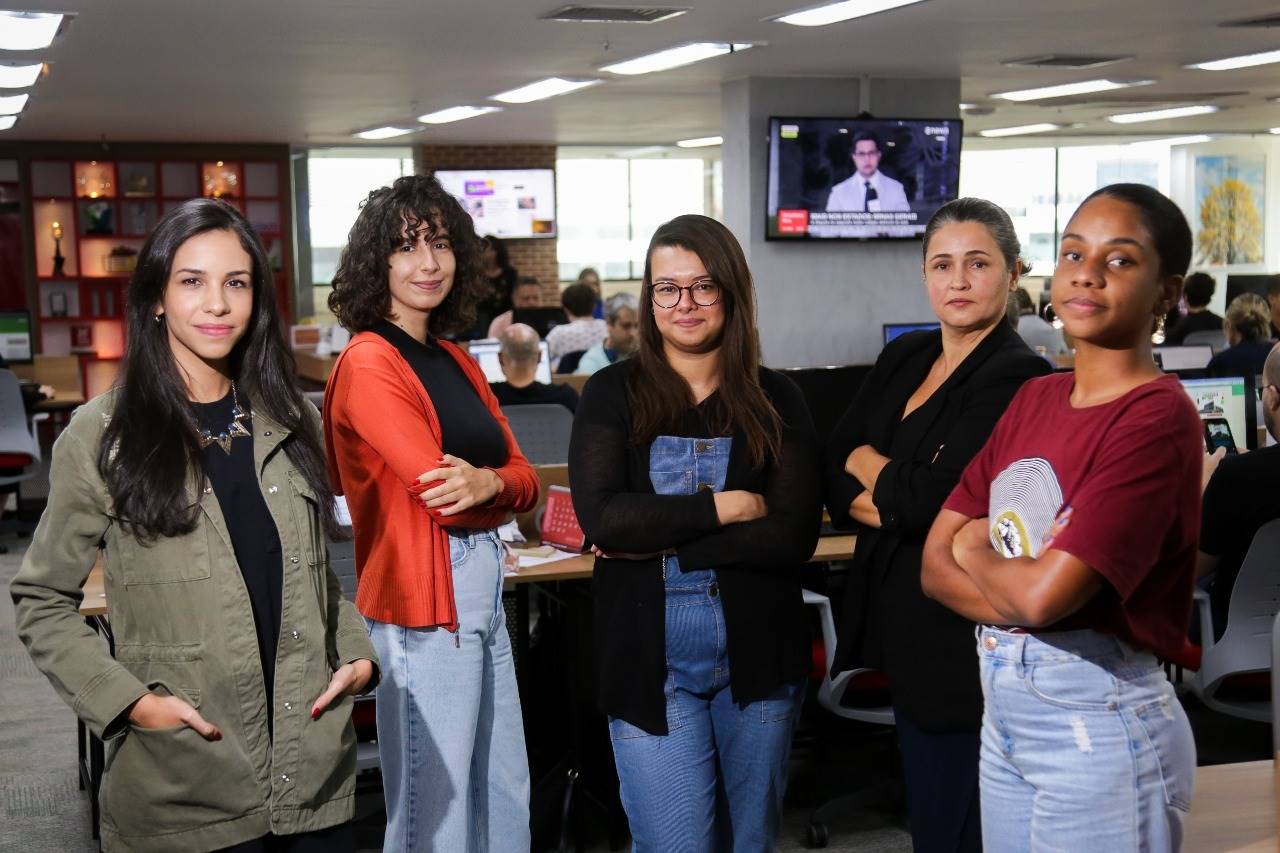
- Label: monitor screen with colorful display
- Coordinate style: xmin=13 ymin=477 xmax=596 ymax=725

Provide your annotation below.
xmin=435 ymin=169 xmax=556 ymax=239
xmin=1178 ymin=374 xmax=1257 ymax=451
xmin=766 ymin=116 xmax=963 ymax=240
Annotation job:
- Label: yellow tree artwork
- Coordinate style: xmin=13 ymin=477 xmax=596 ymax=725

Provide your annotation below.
xmin=1195 ymin=155 xmax=1265 ymax=266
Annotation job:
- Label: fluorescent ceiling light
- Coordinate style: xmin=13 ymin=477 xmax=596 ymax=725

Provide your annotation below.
xmin=1106 ymin=104 xmax=1218 ymax=124
xmin=774 ymin=0 xmax=928 ymax=27
xmin=1127 ymin=134 xmax=1213 ymax=148
xmin=600 ymin=42 xmax=753 ymax=76
xmin=1188 ymin=49 xmax=1280 ymax=72
xmin=417 ymin=105 xmax=501 ymax=124
xmin=0 ymin=91 xmax=26 ymax=114
xmin=0 ymin=115 xmax=16 ymax=130
xmin=676 ymin=135 xmax=722 ymax=148
xmin=993 ymin=78 xmax=1152 ymax=102
xmin=353 ymin=126 xmax=415 ymax=140
xmin=1271 ymin=127 xmax=1280 ymax=135
xmin=0 ymin=11 xmax=62 ymax=50
xmin=978 ymin=123 xmax=1063 ymax=138
xmin=614 ymin=145 xmax=668 ymax=158
xmin=491 ymin=77 xmax=598 ymax=103
xmin=0 ymin=61 xmax=40 ymax=88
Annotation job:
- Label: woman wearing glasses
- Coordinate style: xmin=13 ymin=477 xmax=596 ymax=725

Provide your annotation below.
xmin=569 ymin=214 xmax=821 ymax=850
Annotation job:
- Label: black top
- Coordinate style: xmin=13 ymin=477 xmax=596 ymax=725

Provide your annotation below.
xmin=194 ymin=391 xmax=283 ymax=713
xmin=824 ymin=323 xmax=1051 ymax=732
xmin=491 ymin=380 xmax=579 ymax=413
xmin=1200 ymin=443 xmax=1280 ymax=640
xmin=374 ymin=321 xmax=509 ymax=469
xmin=1166 ymin=310 xmax=1223 ymax=345
xmin=1207 ymin=339 xmax=1275 ymax=377
xmin=569 ymin=361 xmax=821 ymax=735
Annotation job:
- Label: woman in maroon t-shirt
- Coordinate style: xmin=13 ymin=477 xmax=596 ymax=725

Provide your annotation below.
xmin=921 ymin=184 xmax=1201 ymax=852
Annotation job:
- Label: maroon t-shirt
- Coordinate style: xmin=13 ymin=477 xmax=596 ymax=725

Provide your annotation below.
xmin=945 ymin=372 xmax=1201 ymax=660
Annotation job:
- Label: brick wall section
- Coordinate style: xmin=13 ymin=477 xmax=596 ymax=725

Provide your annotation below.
xmin=416 ymin=145 xmax=561 ymax=302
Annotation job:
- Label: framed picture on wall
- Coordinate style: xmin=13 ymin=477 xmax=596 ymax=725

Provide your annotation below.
xmin=70 ymin=323 xmax=94 ymax=353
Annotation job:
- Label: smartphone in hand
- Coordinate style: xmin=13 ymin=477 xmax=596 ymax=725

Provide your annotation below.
xmin=1203 ymin=417 xmax=1238 ymax=455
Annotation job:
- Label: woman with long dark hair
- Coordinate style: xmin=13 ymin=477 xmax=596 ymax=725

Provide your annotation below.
xmin=11 ymin=198 xmax=376 ymax=852
xmin=324 ymin=175 xmax=539 ymax=852
xmin=569 ymin=214 xmax=821 ymax=850
xmin=923 ymin=184 xmax=1200 ymax=850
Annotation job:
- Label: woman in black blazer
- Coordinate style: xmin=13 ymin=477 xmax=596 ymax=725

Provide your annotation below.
xmin=825 ymin=198 xmax=1051 ymax=853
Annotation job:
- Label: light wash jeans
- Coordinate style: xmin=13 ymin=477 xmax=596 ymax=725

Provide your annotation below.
xmin=606 ymin=435 xmax=803 ymax=852
xmin=365 ymin=529 xmax=530 ymax=853
xmin=977 ymin=626 xmax=1195 ymax=853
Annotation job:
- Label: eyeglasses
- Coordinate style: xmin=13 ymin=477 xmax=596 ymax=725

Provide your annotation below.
xmin=651 ymin=281 xmax=721 ymax=309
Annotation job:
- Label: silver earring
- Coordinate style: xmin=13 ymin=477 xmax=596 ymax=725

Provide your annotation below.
xmin=154 ymin=314 xmax=163 ymax=324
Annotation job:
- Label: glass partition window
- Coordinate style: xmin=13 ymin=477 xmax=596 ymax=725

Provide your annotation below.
xmin=307 ymin=148 xmax=414 ymax=285
xmin=959 ymin=148 xmax=1057 ymax=275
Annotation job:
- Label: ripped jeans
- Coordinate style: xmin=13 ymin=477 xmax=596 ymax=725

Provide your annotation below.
xmin=976 ymin=627 xmax=1195 ymax=852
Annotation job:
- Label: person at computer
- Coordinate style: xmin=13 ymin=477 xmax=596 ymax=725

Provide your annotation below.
xmin=491 ymin=323 xmax=578 ymax=413
xmin=922 ymin=184 xmax=1201 ymax=851
xmin=576 ymin=266 xmax=606 ymax=318
xmin=1165 ymin=272 xmax=1221 ymax=345
xmin=486 ymin=276 xmax=543 ymax=339
xmin=545 ymin=282 xmax=606 ymax=371
xmin=824 ymin=198 xmax=1050 ymax=853
xmin=569 ymin=214 xmax=821 ymax=850
xmin=825 ymin=131 xmax=911 ymax=214
xmin=1199 ymin=342 xmax=1280 ymax=641
xmin=1011 ymin=287 xmax=1068 ymax=355
xmin=575 ymin=292 xmax=638 ymax=376
xmin=1207 ymin=292 xmax=1276 ymax=376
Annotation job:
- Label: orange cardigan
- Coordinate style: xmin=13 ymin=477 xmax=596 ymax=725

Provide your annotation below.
xmin=323 ymin=332 xmax=539 ymax=629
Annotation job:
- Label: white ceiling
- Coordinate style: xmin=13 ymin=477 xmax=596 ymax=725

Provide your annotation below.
xmin=10 ymin=0 xmax=1280 ymax=146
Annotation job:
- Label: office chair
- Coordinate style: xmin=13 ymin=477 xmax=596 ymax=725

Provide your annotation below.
xmin=1192 ymin=518 xmax=1280 ymax=724
xmin=0 ymin=369 xmax=46 ymax=553
xmin=556 ymin=349 xmax=586 ymax=374
xmin=501 ymin=404 xmax=574 ymax=465
xmin=1182 ymin=329 xmax=1227 ymax=350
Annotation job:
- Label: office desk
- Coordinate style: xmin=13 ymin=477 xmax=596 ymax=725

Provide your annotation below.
xmin=1184 ymin=760 xmax=1275 ymax=852
xmin=293 ymin=348 xmax=336 ymax=385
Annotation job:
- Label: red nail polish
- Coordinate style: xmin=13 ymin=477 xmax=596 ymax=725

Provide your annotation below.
xmin=311 ymin=708 xmax=321 ymax=720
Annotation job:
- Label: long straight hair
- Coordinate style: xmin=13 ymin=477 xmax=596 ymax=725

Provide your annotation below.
xmin=100 ymin=198 xmax=340 ymax=541
xmin=629 ymin=215 xmax=782 ymax=468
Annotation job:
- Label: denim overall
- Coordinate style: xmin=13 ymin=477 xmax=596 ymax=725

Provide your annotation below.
xmin=608 ymin=435 xmax=801 ymax=853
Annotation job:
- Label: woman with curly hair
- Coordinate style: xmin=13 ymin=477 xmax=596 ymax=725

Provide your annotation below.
xmin=324 ymin=174 xmax=540 ymax=852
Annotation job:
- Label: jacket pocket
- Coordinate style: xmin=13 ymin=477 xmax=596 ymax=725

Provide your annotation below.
xmin=111 ymin=525 xmax=212 ymax=585
xmin=292 ymin=691 xmax=357 ymax=807
xmin=114 ymin=644 xmax=205 ymax=710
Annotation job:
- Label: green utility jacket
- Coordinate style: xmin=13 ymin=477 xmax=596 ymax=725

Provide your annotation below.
xmin=10 ymin=391 xmax=378 ymax=852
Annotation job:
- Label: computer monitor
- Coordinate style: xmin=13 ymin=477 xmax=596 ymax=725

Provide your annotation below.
xmin=1154 ymin=345 xmax=1213 ymax=371
xmin=511 ymin=307 xmax=568 ymax=339
xmin=1178 ymin=373 xmax=1258 ymax=451
xmin=0 ymin=310 xmax=33 ymax=364
xmin=469 ymin=338 xmax=552 ymax=385
xmin=778 ymin=364 xmax=873 ymax=446
xmin=883 ymin=322 xmax=940 ymax=346
xmin=1224 ymin=274 xmax=1274 ymax=307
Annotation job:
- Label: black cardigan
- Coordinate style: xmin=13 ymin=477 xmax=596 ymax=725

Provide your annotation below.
xmin=569 ymin=360 xmax=822 ymax=735
xmin=825 ymin=323 xmax=1050 ymax=732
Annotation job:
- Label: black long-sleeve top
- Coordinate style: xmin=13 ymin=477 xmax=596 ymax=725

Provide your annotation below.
xmin=825 ymin=322 xmax=1050 ymax=732
xmin=569 ymin=360 xmax=822 ymax=735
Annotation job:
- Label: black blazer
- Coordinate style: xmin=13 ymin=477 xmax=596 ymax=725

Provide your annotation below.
xmin=569 ymin=360 xmax=822 ymax=735
xmin=825 ymin=323 xmax=1050 ymax=732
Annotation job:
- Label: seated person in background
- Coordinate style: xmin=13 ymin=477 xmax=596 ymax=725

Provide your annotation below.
xmin=546 ymin=282 xmax=606 ymax=371
xmin=577 ymin=266 xmax=605 ymax=319
xmin=487 ymin=276 xmax=543 ymax=339
xmin=1010 ymin=287 xmax=1067 ymax=355
xmin=491 ymin=323 xmax=578 ymax=413
xmin=1166 ymin=271 xmax=1222 ymax=345
xmin=1207 ymin=292 xmax=1275 ymax=376
xmin=1267 ymin=273 xmax=1280 ymax=339
xmin=1199 ymin=342 xmax=1280 ymax=639
xmin=576 ymin=293 xmax=638 ymax=375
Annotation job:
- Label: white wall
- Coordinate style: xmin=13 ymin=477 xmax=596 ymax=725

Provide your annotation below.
xmin=721 ymin=76 xmax=961 ymax=368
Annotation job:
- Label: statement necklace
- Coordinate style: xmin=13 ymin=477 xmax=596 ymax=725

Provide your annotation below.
xmin=198 ymin=382 xmax=251 ymax=454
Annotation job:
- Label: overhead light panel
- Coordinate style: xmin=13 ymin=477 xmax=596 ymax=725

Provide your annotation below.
xmin=1188 ymin=49 xmax=1280 ymax=71
xmin=676 ymin=135 xmax=722 ymax=148
xmin=601 ymin=42 xmax=753 ymax=76
xmin=992 ymin=78 xmax=1153 ymax=102
xmin=978 ymin=123 xmax=1064 ymax=138
xmin=1106 ymin=105 xmax=1218 ymax=124
xmin=0 ymin=91 xmax=26 ymax=114
xmin=0 ymin=61 xmax=41 ymax=88
xmin=491 ymin=77 xmax=598 ymax=103
xmin=1271 ymin=127 xmax=1280 ymax=135
xmin=773 ymin=0 xmax=928 ymax=27
xmin=418 ymin=105 xmax=501 ymax=124
xmin=353 ymin=126 xmax=415 ymax=140
xmin=1127 ymin=135 xmax=1214 ymax=148
xmin=0 ymin=11 xmax=63 ymax=50
xmin=0 ymin=115 xmax=15 ymax=129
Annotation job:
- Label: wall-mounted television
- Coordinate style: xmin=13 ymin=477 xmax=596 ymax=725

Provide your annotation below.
xmin=434 ymin=168 xmax=556 ymax=240
xmin=766 ymin=116 xmax=963 ymax=241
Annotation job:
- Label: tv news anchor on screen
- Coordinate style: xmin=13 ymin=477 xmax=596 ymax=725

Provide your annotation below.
xmin=826 ymin=131 xmax=910 ymax=213
xmin=824 ymin=197 xmax=1050 ymax=852
xmin=923 ymin=184 xmax=1200 ymax=852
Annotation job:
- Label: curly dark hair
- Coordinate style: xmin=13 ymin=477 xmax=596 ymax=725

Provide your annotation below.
xmin=329 ymin=174 xmax=483 ymax=335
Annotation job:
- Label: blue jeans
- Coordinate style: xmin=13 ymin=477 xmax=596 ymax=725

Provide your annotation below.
xmin=607 ymin=435 xmax=803 ymax=852
xmin=365 ymin=530 xmax=529 ymax=853
xmin=977 ymin=627 xmax=1195 ymax=852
